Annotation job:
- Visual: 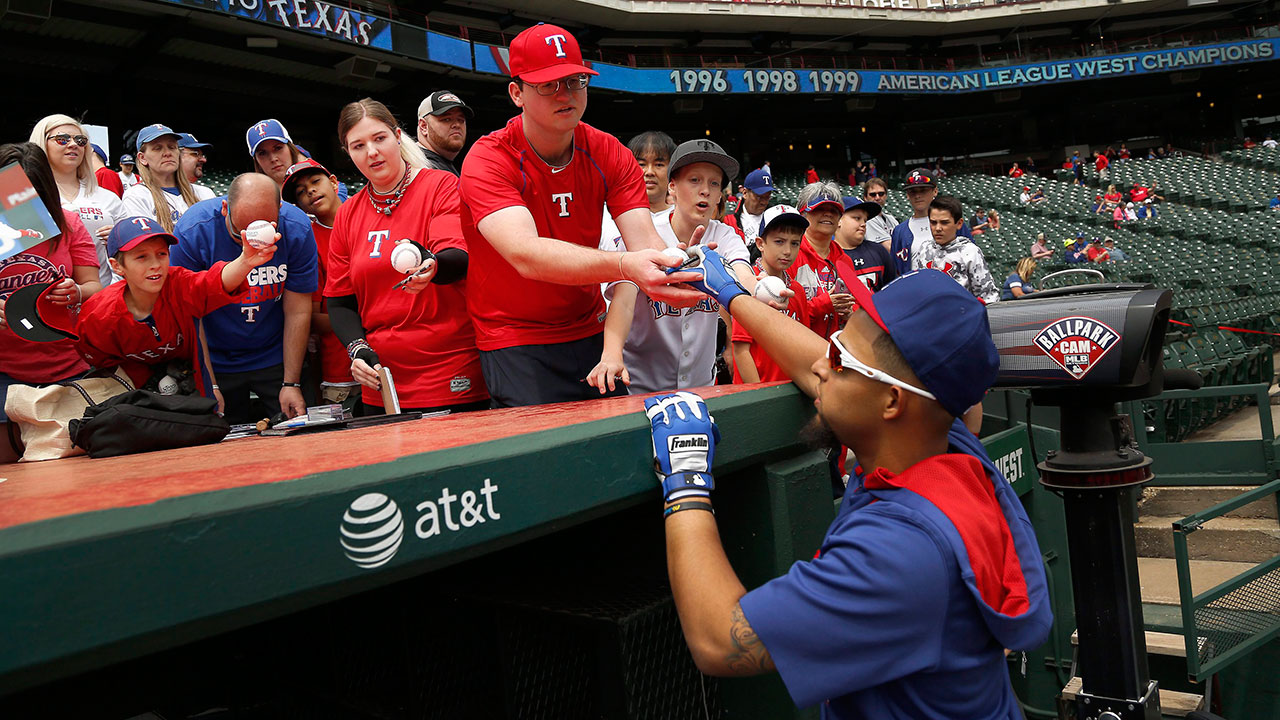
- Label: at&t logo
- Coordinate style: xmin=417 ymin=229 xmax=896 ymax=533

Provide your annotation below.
xmin=339 ymin=493 xmax=405 ymax=569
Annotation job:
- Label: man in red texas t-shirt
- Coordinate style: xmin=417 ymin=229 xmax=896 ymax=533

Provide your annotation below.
xmin=458 ymin=22 xmax=707 ymax=408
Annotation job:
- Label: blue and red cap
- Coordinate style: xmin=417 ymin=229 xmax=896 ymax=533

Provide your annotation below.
xmin=847 ymin=268 xmax=999 ymax=417
xmin=281 ymin=158 xmax=331 ymax=200
xmin=245 ymin=119 xmax=292 ymax=156
xmin=107 ymin=216 xmax=178 ymax=256
xmin=902 ymin=168 xmax=936 ymax=189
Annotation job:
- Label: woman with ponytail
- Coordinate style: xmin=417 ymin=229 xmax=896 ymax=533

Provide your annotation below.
xmin=323 ymin=98 xmax=487 ymax=415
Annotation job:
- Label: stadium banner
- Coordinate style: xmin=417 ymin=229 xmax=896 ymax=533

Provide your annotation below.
xmin=435 ymin=33 xmax=1278 ymax=95
xmin=158 ymin=0 xmax=393 ymax=50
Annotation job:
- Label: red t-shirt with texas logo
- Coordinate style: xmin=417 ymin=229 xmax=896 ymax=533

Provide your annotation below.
xmin=325 ymin=168 xmax=487 ymax=410
xmin=458 ymin=116 xmax=649 ymax=351
xmin=0 ymin=210 xmax=99 ymax=383
xmin=309 ymin=222 xmax=355 ymax=386
xmin=76 ymin=263 xmax=247 ymax=393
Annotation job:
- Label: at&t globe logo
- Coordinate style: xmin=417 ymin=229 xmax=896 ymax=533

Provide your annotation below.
xmin=340 ymin=493 xmax=404 ymax=569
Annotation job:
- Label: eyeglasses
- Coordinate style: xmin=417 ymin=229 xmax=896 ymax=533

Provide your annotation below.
xmin=827 ymin=331 xmax=936 ymax=400
xmin=46 ymin=134 xmax=88 ymax=147
xmin=865 ymin=191 xmax=887 ymax=198
xmin=181 ymin=149 xmax=206 ymax=159
xmin=523 ymin=74 xmax=590 ymax=96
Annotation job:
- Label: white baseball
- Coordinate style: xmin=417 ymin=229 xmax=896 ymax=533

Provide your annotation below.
xmin=158 ymin=375 xmax=179 ymax=395
xmin=754 ymin=275 xmax=788 ymax=306
xmin=244 ymin=220 xmax=276 ymax=249
xmin=661 ymin=247 xmax=693 ymax=265
xmin=390 ymin=242 xmax=424 ymax=274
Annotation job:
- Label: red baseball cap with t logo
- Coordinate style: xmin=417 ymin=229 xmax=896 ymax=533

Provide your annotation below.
xmin=508 ymin=23 xmax=598 ymax=83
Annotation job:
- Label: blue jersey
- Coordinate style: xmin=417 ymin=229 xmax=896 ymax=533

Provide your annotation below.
xmin=170 ymin=198 xmax=318 ymax=373
xmin=888 ymin=217 xmax=972 ymax=276
xmin=739 ymin=420 xmax=1052 ymax=719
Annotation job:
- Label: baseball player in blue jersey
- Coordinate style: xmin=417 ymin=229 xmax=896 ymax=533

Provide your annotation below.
xmin=647 ymin=255 xmax=1051 ymax=719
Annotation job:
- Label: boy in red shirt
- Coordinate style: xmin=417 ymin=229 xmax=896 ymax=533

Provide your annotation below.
xmin=75 ymin=216 xmax=272 ymax=398
xmin=733 ymin=206 xmax=811 ymax=383
xmin=281 ymin=159 xmax=360 ymax=412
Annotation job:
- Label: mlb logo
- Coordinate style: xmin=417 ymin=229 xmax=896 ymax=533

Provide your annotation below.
xmin=1033 ymin=316 xmax=1120 ymax=380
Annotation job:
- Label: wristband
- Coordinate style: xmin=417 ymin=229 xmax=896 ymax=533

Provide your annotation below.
xmin=664 ymin=500 xmax=714 ymax=519
xmin=661 ymin=471 xmax=715 ymax=501
xmin=211 ymin=384 xmax=219 ymax=390
xmin=282 ymin=382 xmax=302 ymax=388
xmin=346 ymin=338 xmax=372 ymax=360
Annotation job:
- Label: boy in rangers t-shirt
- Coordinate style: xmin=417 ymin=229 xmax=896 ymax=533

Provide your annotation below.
xmin=281 ymin=159 xmax=361 ymax=412
xmin=75 ymin=217 xmax=270 ymax=398
xmin=733 ymin=206 xmax=812 ymax=384
xmin=457 ymin=22 xmax=704 ymax=407
xmin=589 ymin=139 xmax=757 ymax=396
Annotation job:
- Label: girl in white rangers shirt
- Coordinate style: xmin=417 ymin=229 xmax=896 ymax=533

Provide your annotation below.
xmin=29 ymin=114 xmax=126 ymax=288
xmin=589 ymin=139 xmax=758 ymax=395
xmin=911 ymin=195 xmax=1000 ymax=305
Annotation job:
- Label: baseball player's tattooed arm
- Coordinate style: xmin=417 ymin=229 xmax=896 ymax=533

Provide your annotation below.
xmin=665 ymin=498 xmax=775 ymax=676
xmin=476 ymin=206 xmax=707 ymax=307
xmin=722 ymin=293 xmax=825 ymax=399
xmin=586 ymin=283 xmax=636 ymax=393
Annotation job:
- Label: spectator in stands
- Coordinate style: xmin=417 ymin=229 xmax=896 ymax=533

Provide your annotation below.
xmin=1065 ymin=236 xmax=1089 ymax=263
xmin=835 ymin=196 xmax=895 ymax=293
xmin=170 ymin=173 xmax=317 ymax=423
xmin=1270 ymin=194 xmax=1280 ymax=211
xmin=1008 ymin=162 xmax=1024 ymax=179
xmin=177 ymin=133 xmax=216 ymax=202
xmin=970 ymin=207 xmax=989 ymax=234
xmin=1264 ymin=135 xmax=1278 ymax=149
xmin=1243 ymin=137 xmax=1257 ymax=150
xmin=1104 ymin=237 xmax=1127 ymax=261
xmin=122 ymin=124 xmax=201 ymax=232
xmin=415 ymin=90 xmax=472 ymax=176
xmin=30 ymin=114 xmax=126 ymax=289
xmin=847 ymin=166 xmax=857 ymax=188
xmin=931 ymin=160 xmax=947 ymax=179
xmin=796 ymin=182 xmax=859 ymax=338
xmin=1029 ymin=187 xmax=1046 ymax=203
xmin=117 ymin=154 xmax=141 ymax=191
xmin=1104 ymin=146 xmax=1117 ymax=161
xmin=888 ymin=168 xmax=971 ymax=274
xmin=731 ymin=207 xmax=810 ymax=385
xmin=1103 ymin=184 xmax=1122 ymax=210
xmin=1118 ymin=143 xmax=1131 ymax=160
xmin=629 ymin=131 xmax=676 ymax=216
xmin=852 ymin=160 xmax=866 ymax=184
xmin=1165 ymin=143 xmax=1180 ymax=157
xmin=1123 ymin=202 xmax=1137 ymax=221
xmin=1154 ymin=147 xmax=1165 ymax=159
xmin=912 ymin=195 xmax=999 ymax=305
xmin=281 ymin=158 xmax=359 ymax=413
xmin=247 ymin=119 xmax=305 ymax=189
xmin=861 ymin=178 xmax=897 ymax=246
xmin=1000 ymin=258 xmax=1037 ymax=300
xmin=734 ymin=168 xmax=774 ymax=241
xmin=1019 ymin=186 xmax=1031 ymax=204
xmin=1130 ymin=182 xmax=1149 ymax=204
xmin=1137 ymin=200 xmax=1158 ymax=219
xmin=1024 ymin=156 xmax=1036 ymax=174
xmin=74 ymin=217 xmax=278 ymax=406
xmin=0 ymin=142 xmax=102 ymax=463
xmin=1112 ymin=203 xmax=1126 ymax=228
xmin=326 ymin=99 xmax=488 ymax=415
xmin=1094 ymin=150 xmax=1109 ymax=181
xmin=457 ymin=23 xmax=703 ymax=407
xmin=805 ymin=165 xmax=820 ymax=184
xmin=1086 ymin=237 xmax=1110 ymax=263
xmin=590 ymin=139 xmax=754 ymax=396
xmin=1147 ymin=181 xmax=1165 ymax=203
xmin=987 ymin=209 xmax=1001 ymax=231
xmin=761 ymin=160 xmax=772 ymax=177
xmin=867 ymin=162 xmax=878 ymax=178
xmin=1071 ymin=151 xmax=1083 ymax=184
xmin=88 ymin=144 xmax=124 ymax=199
xmin=1030 ymin=233 xmax=1054 ymax=260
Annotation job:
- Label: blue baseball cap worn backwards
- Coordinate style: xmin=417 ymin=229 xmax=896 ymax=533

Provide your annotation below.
xmin=847 ymin=269 xmax=999 ymax=417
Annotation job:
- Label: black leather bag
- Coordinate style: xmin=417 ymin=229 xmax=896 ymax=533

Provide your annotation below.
xmin=69 ymin=390 xmax=230 ymax=458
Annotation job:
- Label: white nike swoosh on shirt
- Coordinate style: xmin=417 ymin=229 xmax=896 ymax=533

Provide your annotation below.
xmin=551 ymin=166 xmax=568 ymax=174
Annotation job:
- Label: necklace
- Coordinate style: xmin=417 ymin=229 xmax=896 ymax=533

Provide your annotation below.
xmin=368 ymin=164 xmax=412 ymax=216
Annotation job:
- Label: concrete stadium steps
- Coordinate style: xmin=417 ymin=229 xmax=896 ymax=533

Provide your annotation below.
xmin=1140 ymin=485 xmax=1279 ymax=520
xmin=1137 ymin=557 xmax=1259 ymax=606
xmin=1135 ymin=515 xmax=1280 ymax=563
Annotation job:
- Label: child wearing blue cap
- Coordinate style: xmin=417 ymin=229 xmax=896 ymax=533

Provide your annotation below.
xmin=648 ymin=256 xmax=1051 ymax=719
xmin=74 ymin=216 xmax=277 ymax=407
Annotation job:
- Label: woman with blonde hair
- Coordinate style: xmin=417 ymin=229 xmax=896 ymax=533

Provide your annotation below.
xmin=1000 ymin=257 xmax=1037 ymax=300
xmin=323 ymin=98 xmax=487 ymax=415
xmin=29 ymin=114 xmax=125 ymax=287
xmin=121 ymin=123 xmax=200 ymax=232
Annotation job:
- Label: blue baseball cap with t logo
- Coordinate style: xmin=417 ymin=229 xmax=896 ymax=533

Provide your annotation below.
xmin=108 ymin=216 xmax=179 ymax=256
xmin=246 ymin=119 xmax=292 ymax=156
xmin=743 ymin=169 xmax=773 ymax=194
xmin=136 ymin=124 xmax=180 ymax=152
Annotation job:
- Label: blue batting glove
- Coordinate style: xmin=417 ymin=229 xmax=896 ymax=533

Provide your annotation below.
xmin=645 ymin=391 xmax=720 ymax=501
xmin=669 ymin=247 xmax=748 ymax=310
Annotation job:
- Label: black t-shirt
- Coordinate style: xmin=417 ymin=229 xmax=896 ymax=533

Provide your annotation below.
xmin=842 ymin=240 xmax=898 ymax=292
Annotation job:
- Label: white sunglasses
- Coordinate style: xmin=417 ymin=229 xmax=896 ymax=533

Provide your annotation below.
xmin=827 ymin=331 xmax=936 ymax=400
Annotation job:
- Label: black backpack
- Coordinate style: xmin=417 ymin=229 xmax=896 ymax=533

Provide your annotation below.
xmin=69 ymin=390 xmax=230 ymax=458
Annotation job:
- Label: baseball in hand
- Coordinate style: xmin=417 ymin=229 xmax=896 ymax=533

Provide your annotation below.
xmin=661 ymin=247 xmax=694 ymax=265
xmin=392 ymin=241 xmax=429 ymax=274
xmin=244 ymin=220 xmax=276 ymax=249
xmin=754 ymin=275 xmax=788 ymax=305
